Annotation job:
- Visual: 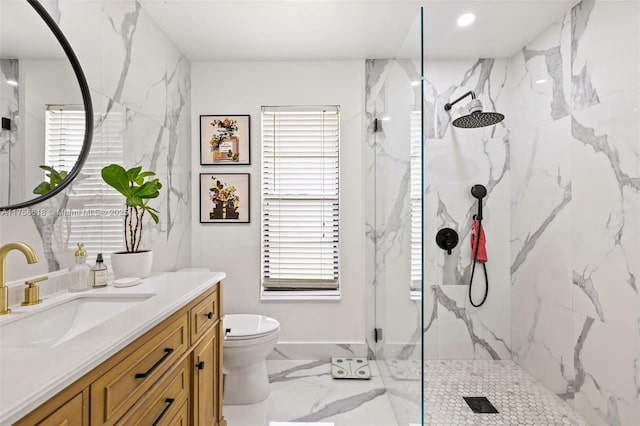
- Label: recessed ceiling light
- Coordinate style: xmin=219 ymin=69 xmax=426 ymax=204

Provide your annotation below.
xmin=6 ymin=79 xmax=18 ymax=86
xmin=535 ymin=79 xmax=547 ymax=84
xmin=457 ymin=13 xmax=476 ymax=27
xmin=411 ymin=80 xmax=421 ymax=86
xmin=381 ymin=116 xmax=391 ymax=121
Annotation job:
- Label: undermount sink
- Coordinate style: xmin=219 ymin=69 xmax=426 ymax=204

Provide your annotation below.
xmin=0 ymin=294 xmax=154 ymax=348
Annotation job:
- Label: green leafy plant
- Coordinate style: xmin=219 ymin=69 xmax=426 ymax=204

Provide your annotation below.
xmin=33 ymin=165 xmax=68 ymax=195
xmin=101 ymin=164 xmax=162 ymax=253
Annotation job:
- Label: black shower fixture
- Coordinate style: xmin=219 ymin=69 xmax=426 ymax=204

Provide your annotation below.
xmin=471 ymin=184 xmax=487 ymax=220
xmin=436 ymin=228 xmax=459 ymax=255
xmin=469 ymin=183 xmax=489 ymax=307
xmin=444 ymin=91 xmax=505 ymax=128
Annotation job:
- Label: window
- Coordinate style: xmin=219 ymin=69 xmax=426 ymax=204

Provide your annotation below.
xmin=410 ymin=110 xmax=422 ymax=297
xmin=45 ymin=106 xmax=86 ymax=173
xmin=45 ymin=106 xmax=124 ymax=265
xmin=261 ymin=106 xmax=340 ymax=295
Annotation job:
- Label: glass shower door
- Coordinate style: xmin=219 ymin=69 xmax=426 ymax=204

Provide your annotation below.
xmin=366 ymin=7 xmax=424 ymax=426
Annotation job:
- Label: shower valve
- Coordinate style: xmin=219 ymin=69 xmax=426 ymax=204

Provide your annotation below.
xmin=436 ymin=228 xmax=459 ymax=255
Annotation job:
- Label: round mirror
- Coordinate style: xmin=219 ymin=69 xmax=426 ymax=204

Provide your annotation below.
xmin=0 ymin=0 xmax=92 ymax=210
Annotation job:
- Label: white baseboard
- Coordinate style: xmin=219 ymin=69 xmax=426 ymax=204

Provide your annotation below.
xmin=268 ymin=342 xmax=368 ymax=360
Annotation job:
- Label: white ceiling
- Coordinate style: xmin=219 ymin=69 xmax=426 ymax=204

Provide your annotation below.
xmin=0 ymin=0 xmax=67 ymax=60
xmin=140 ymin=0 xmax=578 ymax=61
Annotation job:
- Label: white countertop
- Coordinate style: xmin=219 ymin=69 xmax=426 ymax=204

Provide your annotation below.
xmin=0 ymin=270 xmax=225 ymax=425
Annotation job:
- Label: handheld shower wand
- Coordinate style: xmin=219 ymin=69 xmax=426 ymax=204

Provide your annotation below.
xmin=471 ymin=184 xmax=487 ymax=219
xmin=469 ymin=184 xmax=489 ymax=307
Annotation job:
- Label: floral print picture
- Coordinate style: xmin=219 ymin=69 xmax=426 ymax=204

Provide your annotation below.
xmin=200 ymin=115 xmax=250 ymax=165
xmin=199 ymin=173 xmax=250 ymax=223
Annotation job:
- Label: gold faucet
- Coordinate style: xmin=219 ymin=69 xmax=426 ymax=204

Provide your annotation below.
xmin=0 ymin=242 xmax=39 ymax=315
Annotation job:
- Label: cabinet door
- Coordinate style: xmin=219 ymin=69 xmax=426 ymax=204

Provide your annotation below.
xmin=167 ymin=399 xmax=190 ymax=426
xmin=216 ymin=322 xmax=225 ymax=426
xmin=192 ymin=331 xmax=218 ymax=426
xmin=39 ymin=392 xmax=84 ymax=426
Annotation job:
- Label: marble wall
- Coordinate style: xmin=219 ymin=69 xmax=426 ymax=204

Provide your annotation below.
xmin=369 ymin=1 xmax=639 ymax=423
xmin=0 ymin=59 xmax=20 ymax=206
xmin=364 ymin=57 xmax=424 ymax=426
xmin=364 ymin=58 xmax=422 ymax=361
xmin=510 ymin=1 xmax=640 ymax=425
xmin=0 ymin=0 xmax=191 ymax=282
xmin=365 ymin=57 xmax=512 ymax=362
xmin=423 ymin=58 xmax=512 ymax=361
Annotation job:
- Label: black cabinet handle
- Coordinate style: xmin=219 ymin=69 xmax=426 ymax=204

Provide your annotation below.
xmin=135 ymin=348 xmax=174 ymax=379
xmin=196 ymin=361 xmax=205 ymax=370
xmin=152 ymin=398 xmax=175 ymax=426
xmin=206 ymin=311 xmax=213 ymax=319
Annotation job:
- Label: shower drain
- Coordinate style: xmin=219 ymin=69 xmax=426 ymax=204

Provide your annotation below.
xmin=463 ymin=396 xmax=499 ymax=414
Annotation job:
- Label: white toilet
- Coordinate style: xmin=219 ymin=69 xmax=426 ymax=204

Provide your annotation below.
xmin=222 ymin=314 xmax=280 ymax=405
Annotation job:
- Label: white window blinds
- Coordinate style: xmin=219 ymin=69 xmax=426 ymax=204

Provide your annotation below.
xmin=410 ymin=110 xmax=422 ymax=293
xmin=45 ymin=106 xmax=86 ymax=172
xmin=261 ymin=106 xmax=340 ymax=291
xmin=45 ymin=106 xmax=124 ymax=265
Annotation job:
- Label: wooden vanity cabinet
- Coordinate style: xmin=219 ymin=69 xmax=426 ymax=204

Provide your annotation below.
xmin=37 ymin=391 xmax=88 ymax=426
xmin=14 ymin=282 xmax=226 ymax=426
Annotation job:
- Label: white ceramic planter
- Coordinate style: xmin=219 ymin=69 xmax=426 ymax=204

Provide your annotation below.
xmin=110 ymin=250 xmax=153 ymax=279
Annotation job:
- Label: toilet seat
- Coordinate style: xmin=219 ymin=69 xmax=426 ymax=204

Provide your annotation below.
xmin=223 ymin=314 xmax=280 ymax=341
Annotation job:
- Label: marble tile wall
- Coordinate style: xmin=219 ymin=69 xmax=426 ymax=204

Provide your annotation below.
xmin=423 ymin=58 xmax=511 ymax=361
xmin=369 ymin=2 xmax=639 ymax=424
xmin=0 ymin=59 xmax=20 ymax=206
xmin=364 ymin=57 xmax=512 ymax=363
xmin=510 ymin=1 xmax=640 ymax=424
xmin=364 ymin=58 xmax=422 ymax=361
xmin=0 ymin=0 xmax=191 ymax=281
xmin=364 ymin=58 xmax=424 ymax=425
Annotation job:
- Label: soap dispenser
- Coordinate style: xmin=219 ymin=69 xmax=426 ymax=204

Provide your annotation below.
xmin=90 ymin=253 xmax=108 ymax=288
xmin=69 ymin=242 xmax=90 ymax=292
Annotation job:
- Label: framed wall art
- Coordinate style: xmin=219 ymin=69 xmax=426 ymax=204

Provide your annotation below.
xmin=200 ymin=114 xmax=250 ymax=165
xmin=199 ymin=173 xmax=250 ymax=223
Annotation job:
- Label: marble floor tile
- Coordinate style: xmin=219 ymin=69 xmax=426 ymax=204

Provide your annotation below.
xmin=378 ymin=359 xmax=422 ymax=426
xmin=224 ymin=359 xmax=591 ymax=426
xmin=224 ymin=360 xmax=397 ymax=426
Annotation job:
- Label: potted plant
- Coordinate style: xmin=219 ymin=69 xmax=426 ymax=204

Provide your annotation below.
xmin=101 ymin=164 xmax=162 ymax=279
xmin=32 ymin=165 xmax=68 ymax=195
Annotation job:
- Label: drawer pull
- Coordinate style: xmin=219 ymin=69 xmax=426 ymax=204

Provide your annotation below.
xmin=206 ymin=311 xmax=214 ymax=319
xmin=135 ymin=348 xmax=174 ymax=379
xmin=152 ymin=398 xmax=175 ymax=426
xmin=196 ymin=361 xmax=205 ymax=370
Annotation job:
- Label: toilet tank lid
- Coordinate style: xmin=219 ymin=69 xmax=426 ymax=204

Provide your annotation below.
xmin=223 ymin=314 xmax=280 ymax=338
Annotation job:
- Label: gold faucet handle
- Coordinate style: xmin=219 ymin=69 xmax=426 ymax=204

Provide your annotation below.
xmin=26 ymin=276 xmax=48 ymax=286
xmin=22 ymin=276 xmax=47 ymax=306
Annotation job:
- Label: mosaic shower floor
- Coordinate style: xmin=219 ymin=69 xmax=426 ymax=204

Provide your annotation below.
xmin=383 ymin=359 xmax=590 ymax=425
xmin=224 ymin=359 xmax=589 ymax=425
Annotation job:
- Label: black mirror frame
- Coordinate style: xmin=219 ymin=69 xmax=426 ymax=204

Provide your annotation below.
xmin=0 ymin=0 xmax=93 ymax=211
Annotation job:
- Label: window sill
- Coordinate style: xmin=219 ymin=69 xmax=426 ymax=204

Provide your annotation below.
xmin=260 ymin=289 xmax=341 ymax=301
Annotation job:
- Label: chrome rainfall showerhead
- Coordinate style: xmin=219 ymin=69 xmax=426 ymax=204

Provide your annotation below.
xmin=444 ymin=92 xmax=505 ymax=129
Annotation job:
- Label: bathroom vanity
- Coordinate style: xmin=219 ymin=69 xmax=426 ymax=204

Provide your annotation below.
xmin=0 ymin=271 xmax=227 ymax=426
